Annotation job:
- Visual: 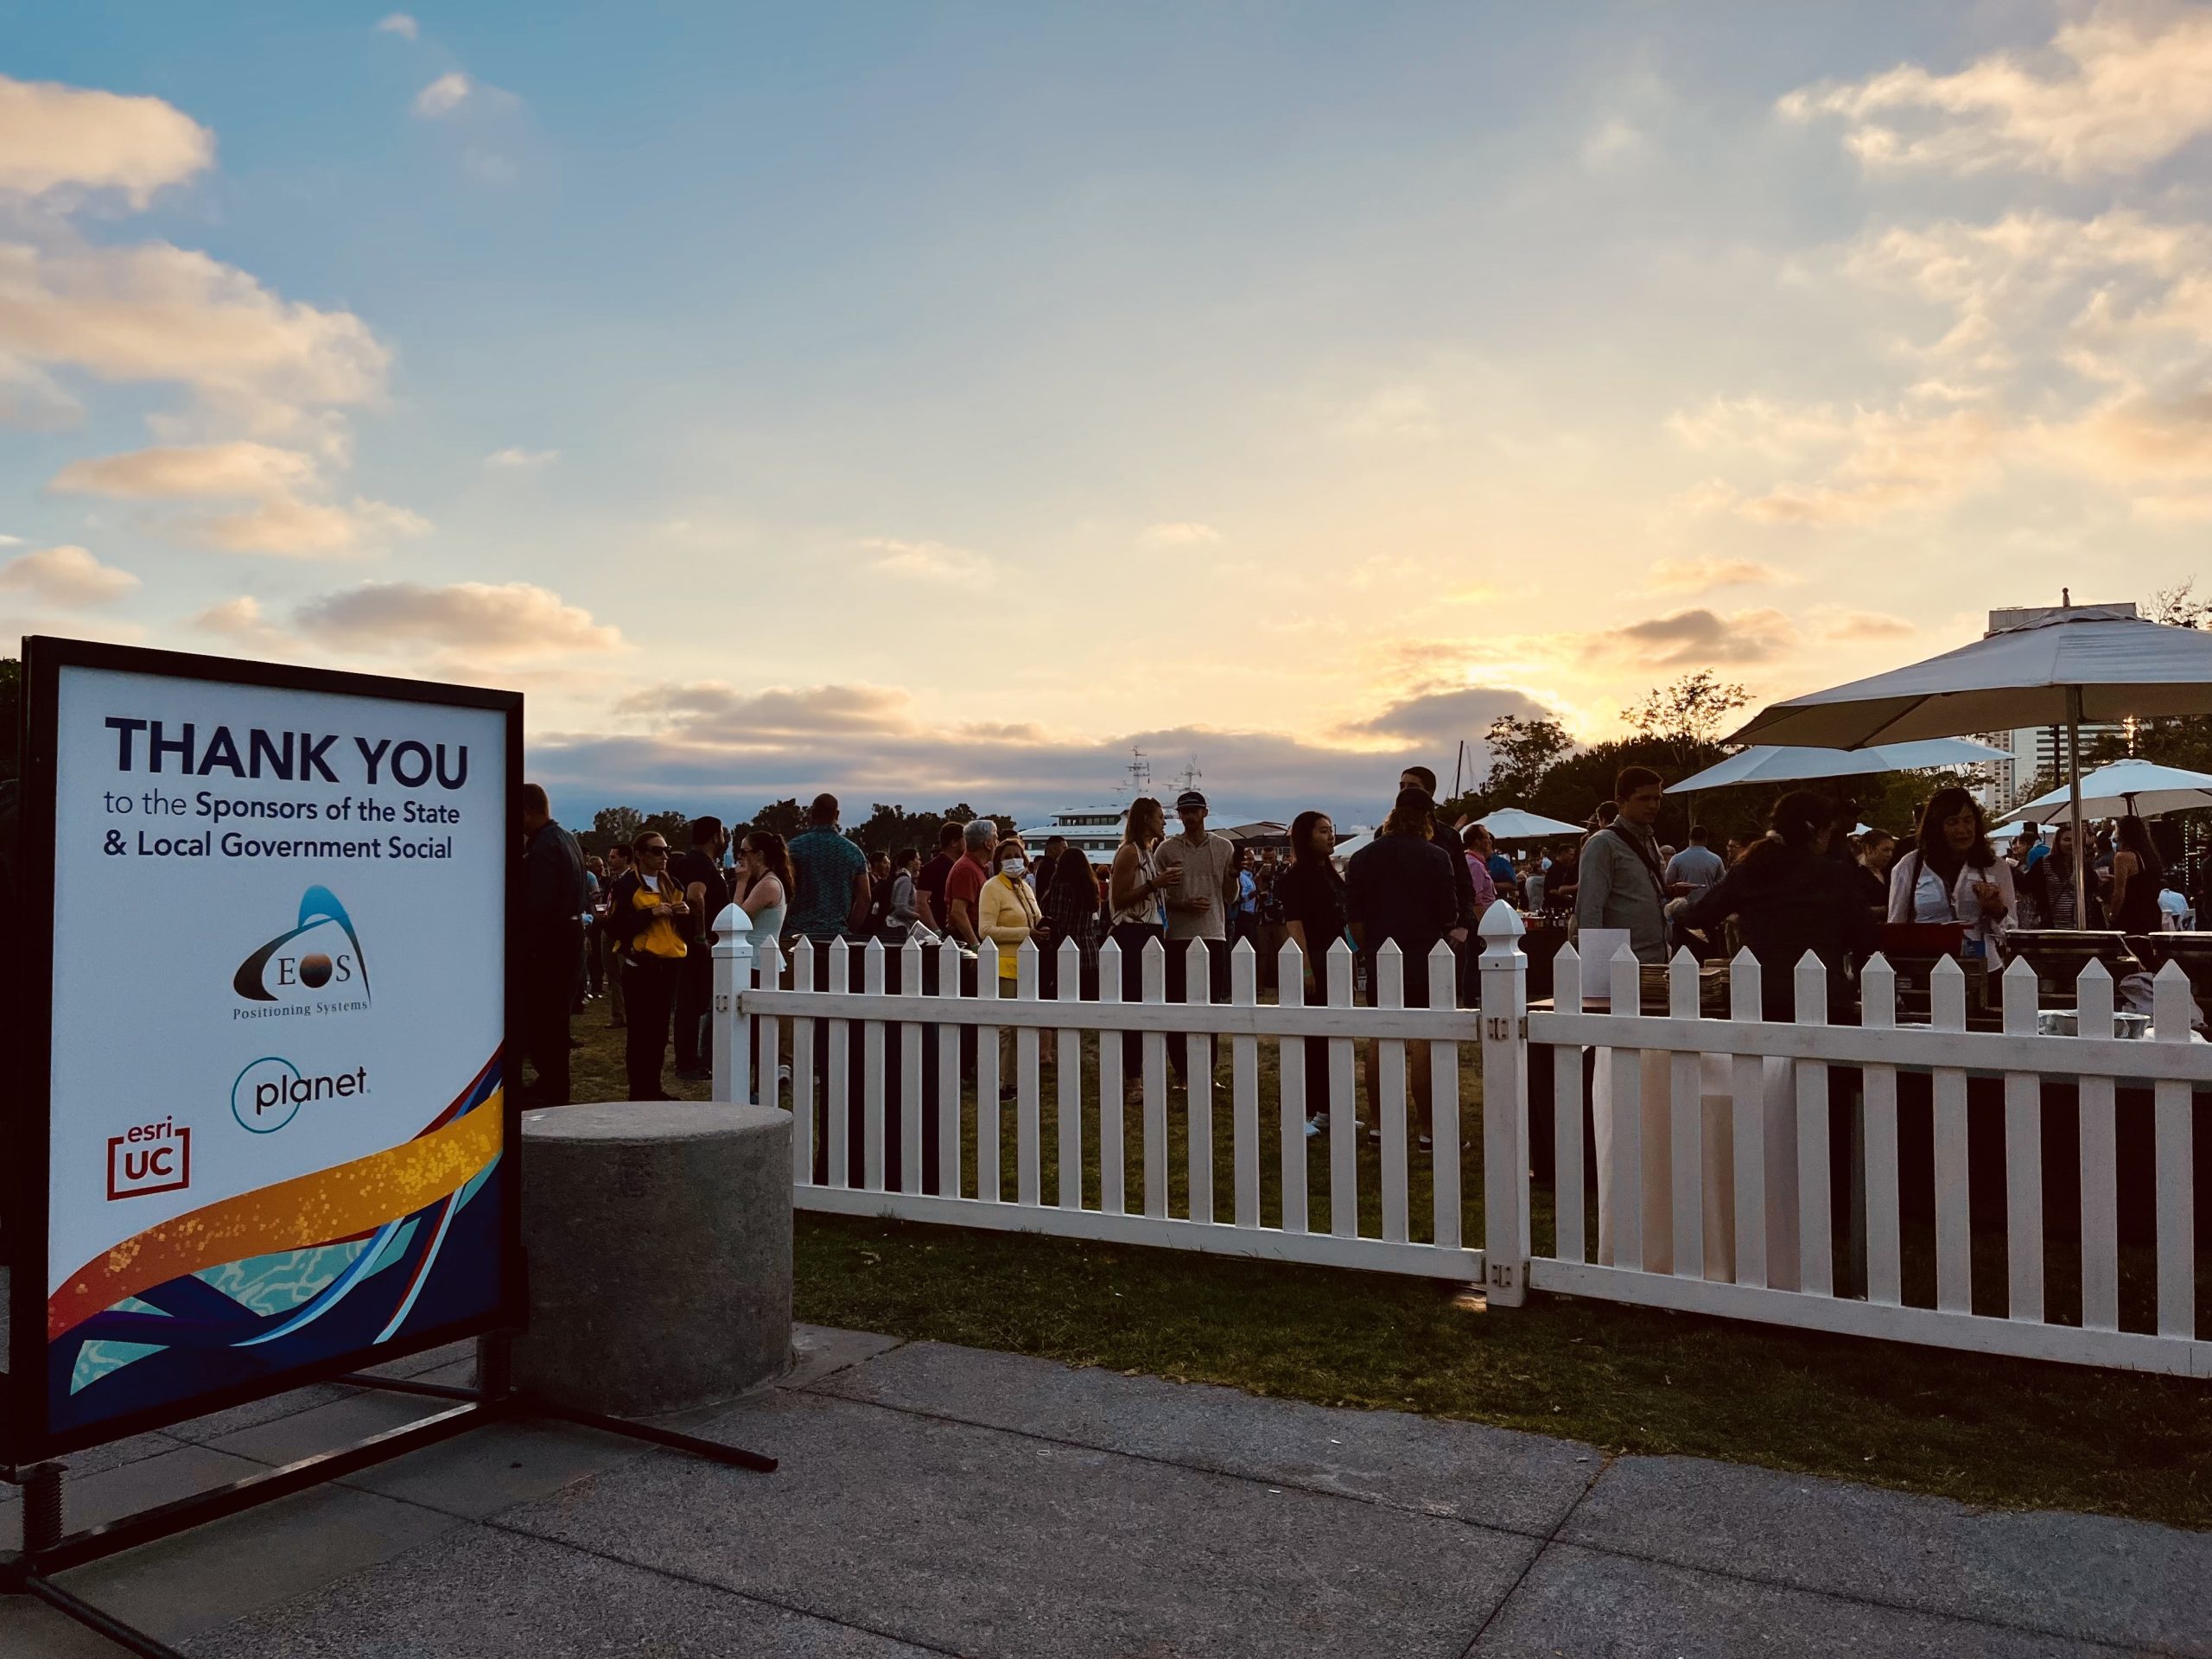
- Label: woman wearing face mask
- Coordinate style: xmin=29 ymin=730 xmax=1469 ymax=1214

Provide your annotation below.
xmin=1888 ymin=785 xmax=2014 ymax=958
xmin=977 ymin=836 xmax=1049 ymax=1097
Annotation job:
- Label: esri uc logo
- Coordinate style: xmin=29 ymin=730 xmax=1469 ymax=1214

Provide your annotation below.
xmin=233 ymin=885 xmax=371 ymax=1012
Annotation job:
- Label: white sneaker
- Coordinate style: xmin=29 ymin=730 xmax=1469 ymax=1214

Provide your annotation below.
xmin=1304 ymin=1118 xmax=1321 ymax=1138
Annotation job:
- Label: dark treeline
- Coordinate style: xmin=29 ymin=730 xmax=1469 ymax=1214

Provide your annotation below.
xmin=574 ymin=799 xmax=1017 ymax=858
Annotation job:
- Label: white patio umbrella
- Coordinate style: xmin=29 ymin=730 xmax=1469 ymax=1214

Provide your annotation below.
xmin=1995 ymin=758 xmax=2212 ymax=828
xmin=1474 ymin=807 xmax=1587 ymax=840
xmin=1728 ymin=602 xmax=2212 ymax=927
xmin=1667 ymin=736 xmax=2011 ymax=796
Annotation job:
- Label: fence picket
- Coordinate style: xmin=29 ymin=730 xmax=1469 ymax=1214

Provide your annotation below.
xmin=1608 ymin=944 xmax=1643 ymax=1273
xmin=1328 ymin=941 xmax=1358 ymax=1238
xmin=1058 ymin=937 xmax=1084 ymax=1210
xmin=1142 ymin=938 xmax=1167 ymax=1219
xmin=1931 ymin=957 xmax=1971 ymax=1314
xmin=1795 ymin=953 xmax=1833 ymax=1298
xmin=1552 ymin=944 xmax=1585 ymax=1263
xmin=1231 ymin=940 xmax=1261 ymax=1229
xmin=1017 ymin=941 xmax=1042 ymax=1208
xmin=1097 ymin=937 xmax=1126 ymax=1215
xmin=936 ymin=937 xmax=963 ymax=1199
xmin=1669 ymin=947 xmax=1703 ymax=1281
xmin=759 ymin=938 xmax=788 ymax=1146
xmin=976 ymin=942 xmax=1001 ymax=1203
xmin=862 ymin=941 xmax=887 ymax=1193
xmin=2152 ymin=962 xmax=2195 ymax=1339
xmin=790 ymin=938 xmax=817 ymax=1183
xmin=1430 ymin=939 xmax=1462 ymax=1253
xmin=2000 ymin=956 xmax=2044 ymax=1322
xmin=1186 ymin=939 xmax=1215 ymax=1224
xmin=826 ymin=940 xmax=850 ymax=1189
xmin=1377 ymin=944 xmax=1410 ymax=1243
xmin=1278 ymin=938 xmax=1308 ymax=1235
xmin=1861 ymin=954 xmax=1901 ymax=1307
xmin=1728 ymin=950 xmax=1765 ymax=1289
xmin=899 ymin=938 xmax=924 ymax=1195
xmin=2075 ymin=960 xmax=2118 ymax=1332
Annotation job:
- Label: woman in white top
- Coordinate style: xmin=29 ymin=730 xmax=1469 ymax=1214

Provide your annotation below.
xmin=1887 ymin=786 xmax=2014 ymax=958
xmin=1107 ymin=796 xmax=1179 ymax=1081
xmin=732 ymin=831 xmax=790 ymax=953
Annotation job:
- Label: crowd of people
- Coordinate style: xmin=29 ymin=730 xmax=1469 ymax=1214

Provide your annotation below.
xmin=512 ymin=768 xmax=2202 ymax=1109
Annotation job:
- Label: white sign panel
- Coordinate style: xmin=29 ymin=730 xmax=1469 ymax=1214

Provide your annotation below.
xmin=24 ymin=647 xmax=516 ymax=1449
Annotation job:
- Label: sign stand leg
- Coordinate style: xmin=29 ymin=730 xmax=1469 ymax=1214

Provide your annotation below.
xmin=2 ymin=1334 xmax=773 ymax=1655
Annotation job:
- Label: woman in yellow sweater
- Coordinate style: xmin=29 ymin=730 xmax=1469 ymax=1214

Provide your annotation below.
xmin=976 ymin=837 xmax=1046 ymax=1098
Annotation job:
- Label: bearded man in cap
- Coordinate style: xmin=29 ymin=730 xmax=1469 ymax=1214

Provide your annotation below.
xmin=1155 ymin=788 xmax=1239 ymax=1084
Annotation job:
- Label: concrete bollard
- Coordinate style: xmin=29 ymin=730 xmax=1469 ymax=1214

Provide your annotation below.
xmin=513 ymin=1100 xmax=793 ymax=1415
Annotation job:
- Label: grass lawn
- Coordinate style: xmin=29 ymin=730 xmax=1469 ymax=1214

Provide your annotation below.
xmin=561 ymin=994 xmax=2212 ymax=1531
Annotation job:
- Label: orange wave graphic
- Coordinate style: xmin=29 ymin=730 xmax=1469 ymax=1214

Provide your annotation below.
xmin=49 ymin=1096 xmax=503 ymax=1341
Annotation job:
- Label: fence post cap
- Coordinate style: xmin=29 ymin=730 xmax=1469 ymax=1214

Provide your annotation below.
xmin=1477 ymin=899 xmax=1523 ymax=944
xmin=711 ymin=903 xmax=747 ymax=942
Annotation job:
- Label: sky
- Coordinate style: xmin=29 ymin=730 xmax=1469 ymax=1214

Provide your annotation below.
xmin=4 ymin=1 xmax=2212 ymax=827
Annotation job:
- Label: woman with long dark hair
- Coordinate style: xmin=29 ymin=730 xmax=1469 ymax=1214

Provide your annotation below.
xmin=1043 ymin=844 xmax=1102 ymax=993
xmin=1678 ymin=789 xmax=1876 ymax=1019
xmin=1276 ymin=810 xmax=1346 ymax=1135
xmin=733 ymin=830 xmax=791 ymax=950
xmin=1888 ymin=785 xmax=2014 ymax=958
xmin=2020 ymin=823 xmax=2096 ymax=929
xmin=2109 ymin=814 xmax=2164 ymax=934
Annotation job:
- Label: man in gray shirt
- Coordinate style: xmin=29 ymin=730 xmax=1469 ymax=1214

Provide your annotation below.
xmin=1574 ymin=766 xmax=1670 ymax=965
xmin=1157 ymin=789 xmax=1238 ymax=1081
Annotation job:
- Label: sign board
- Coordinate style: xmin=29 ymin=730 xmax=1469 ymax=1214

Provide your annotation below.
xmin=7 ymin=639 xmax=523 ymax=1459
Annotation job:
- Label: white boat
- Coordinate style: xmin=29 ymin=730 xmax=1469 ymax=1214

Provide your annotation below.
xmin=1015 ymin=803 xmax=1269 ymax=864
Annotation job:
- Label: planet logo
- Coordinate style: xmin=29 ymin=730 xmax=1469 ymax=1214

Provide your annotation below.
xmin=233 ymin=886 xmax=372 ymax=1005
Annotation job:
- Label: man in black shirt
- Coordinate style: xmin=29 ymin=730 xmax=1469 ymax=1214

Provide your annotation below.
xmin=915 ymin=820 xmax=963 ymax=936
xmin=671 ymin=815 xmax=731 ymax=1082
xmin=519 ymin=784 xmax=588 ymax=1105
xmin=1348 ymin=786 xmax=1459 ymax=1149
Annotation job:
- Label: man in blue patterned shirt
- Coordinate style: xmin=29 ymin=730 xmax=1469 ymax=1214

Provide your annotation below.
xmin=785 ymin=792 xmax=871 ymax=942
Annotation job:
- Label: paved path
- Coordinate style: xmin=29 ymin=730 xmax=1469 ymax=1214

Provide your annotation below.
xmin=4 ymin=1326 xmax=2206 ymax=1656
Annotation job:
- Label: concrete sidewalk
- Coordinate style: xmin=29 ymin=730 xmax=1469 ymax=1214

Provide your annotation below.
xmin=4 ymin=1326 xmax=2206 ymax=1656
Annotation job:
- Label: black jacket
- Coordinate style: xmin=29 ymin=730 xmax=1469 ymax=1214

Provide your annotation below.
xmin=1678 ymin=842 xmax=1876 ymax=1019
xmin=522 ymin=820 xmax=587 ymax=943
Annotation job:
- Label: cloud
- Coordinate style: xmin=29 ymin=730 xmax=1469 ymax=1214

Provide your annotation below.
xmin=1645 ymin=556 xmax=1790 ymax=594
xmin=860 ymin=537 xmax=992 ymax=584
xmin=0 ymin=73 xmax=214 ymax=204
xmin=0 ymin=240 xmax=390 ymax=434
xmin=1140 ymin=522 xmax=1221 ymax=545
xmin=1337 ymin=385 xmax=1440 ymax=441
xmin=293 ymin=581 xmax=622 ymax=658
xmin=190 ymin=594 xmax=296 ymax=654
xmin=485 ymin=446 xmax=558 ymax=469
xmin=547 ymin=679 xmax=1564 ymax=825
xmin=1594 ymin=607 xmax=1797 ymax=667
xmin=51 ymin=441 xmax=317 ymax=499
xmin=49 ymin=442 xmax=425 ymax=556
xmin=195 ymin=495 xmax=429 ymax=556
xmin=375 ymin=13 xmax=419 ymax=39
xmin=1335 ymin=683 xmax=1554 ymax=746
xmin=1778 ymin=5 xmax=2212 ymax=179
xmin=1582 ymin=117 xmax=1649 ymax=172
xmin=0 ymin=543 xmax=137 ymax=607
xmin=1822 ymin=609 xmax=1916 ymax=642
xmin=413 ymin=73 xmax=475 ymax=118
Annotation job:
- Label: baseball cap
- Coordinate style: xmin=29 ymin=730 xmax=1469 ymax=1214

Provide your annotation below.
xmin=1175 ymin=789 xmax=1208 ymax=812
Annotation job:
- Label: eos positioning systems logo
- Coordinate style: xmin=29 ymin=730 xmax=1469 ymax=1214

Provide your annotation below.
xmin=232 ymin=1057 xmax=370 ymax=1133
xmin=233 ymin=885 xmax=371 ymax=1012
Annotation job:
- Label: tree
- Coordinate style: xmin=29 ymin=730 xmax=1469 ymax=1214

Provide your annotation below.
xmin=642 ymin=809 xmax=691 ymax=847
xmin=578 ymin=804 xmax=645 ymax=855
xmin=1481 ymin=715 xmax=1573 ymax=803
xmin=1624 ymin=671 xmax=1751 ymax=751
xmin=2148 ymin=579 xmax=2209 ymax=629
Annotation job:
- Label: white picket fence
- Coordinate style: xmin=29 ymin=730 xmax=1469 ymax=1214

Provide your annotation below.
xmin=712 ymin=926 xmax=1484 ymax=1281
xmin=710 ymin=903 xmax=2212 ymax=1379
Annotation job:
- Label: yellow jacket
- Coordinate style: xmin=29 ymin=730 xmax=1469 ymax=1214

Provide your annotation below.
xmin=977 ymin=873 xmax=1043 ymax=979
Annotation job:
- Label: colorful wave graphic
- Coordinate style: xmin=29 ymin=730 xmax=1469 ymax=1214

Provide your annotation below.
xmin=48 ymin=1054 xmax=506 ymax=1437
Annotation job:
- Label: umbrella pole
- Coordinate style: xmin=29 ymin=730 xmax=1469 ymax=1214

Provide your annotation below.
xmin=2068 ymin=687 xmax=2088 ymax=926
